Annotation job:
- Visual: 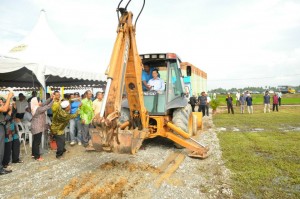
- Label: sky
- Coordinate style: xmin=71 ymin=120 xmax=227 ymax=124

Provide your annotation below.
xmin=0 ymin=0 xmax=300 ymax=90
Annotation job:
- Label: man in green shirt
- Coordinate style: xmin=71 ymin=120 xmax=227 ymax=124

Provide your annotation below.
xmin=51 ymin=100 xmax=79 ymax=159
xmin=51 ymin=90 xmax=61 ymax=118
xmin=80 ymin=90 xmax=94 ymax=149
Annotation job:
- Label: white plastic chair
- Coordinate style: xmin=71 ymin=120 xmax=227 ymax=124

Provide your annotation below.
xmin=15 ymin=122 xmax=27 ymax=154
xmin=22 ymin=121 xmax=33 ymax=148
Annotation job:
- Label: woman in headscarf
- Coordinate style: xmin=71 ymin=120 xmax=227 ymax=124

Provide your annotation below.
xmin=31 ymin=95 xmax=54 ymax=161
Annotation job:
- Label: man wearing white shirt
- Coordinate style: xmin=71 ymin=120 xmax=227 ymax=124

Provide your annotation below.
xmin=206 ymin=93 xmax=211 ymax=116
xmin=147 ymin=69 xmax=165 ymax=92
xmin=235 ymin=91 xmax=240 ymax=106
xmin=15 ymin=93 xmax=28 ymax=119
xmin=23 ymin=106 xmax=32 ymax=123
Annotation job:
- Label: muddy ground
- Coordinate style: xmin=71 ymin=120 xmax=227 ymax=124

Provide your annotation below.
xmin=0 ymin=114 xmax=232 ymax=199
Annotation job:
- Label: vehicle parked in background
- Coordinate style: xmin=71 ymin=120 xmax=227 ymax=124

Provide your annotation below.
xmin=278 ymin=85 xmax=296 ymax=94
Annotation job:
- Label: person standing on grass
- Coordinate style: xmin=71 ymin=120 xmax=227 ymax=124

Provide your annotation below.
xmin=0 ymin=91 xmax=14 ymax=175
xmin=51 ymin=101 xmax=80 ymax=159
xmin=226 ymin=93 xmax=234 ymax=114
xmin=263 ymin=91 xmax=271 ymax=113
xmin=245 ymin=93 xmax=253 ymax=114
xmin=235 ymin=91 xmax=240 ymax=106
xmin=239 ymin=93 xmax=246 ymax=114
xmin=272 ymin=93 xmax=279 ymax=112
xmin=277 ymin=91 xmax=282 ymax=106
xmin=31 ymin=96 xmax=54 ymax=161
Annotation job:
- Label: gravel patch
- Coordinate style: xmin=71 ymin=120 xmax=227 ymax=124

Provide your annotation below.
xmin=0 ymin=114 xmax=232 ymax=199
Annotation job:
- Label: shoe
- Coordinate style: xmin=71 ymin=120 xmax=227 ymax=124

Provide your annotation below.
xmin=12 ymin=159 xmax=24 ymax=163
xmin=83 ymin=143 xmax=88 ymax=147
xmin=56 ymin=155 xmax=64 ymax=160
xmin=85 ymin=145 xmax=96 ymax=151
xmin=0 ymin=169 xmax=12 ymax=175
xmin=70 ymin=141 xmax=76 ymax=146
xmin=78 ymin=142 xmax=82 ymax=146
xmin=36 ymin=157 xmax=44 ymax=161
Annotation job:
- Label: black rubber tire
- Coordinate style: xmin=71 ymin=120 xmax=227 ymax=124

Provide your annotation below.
xmin=172 ymin=104 xmax=193 ymax=148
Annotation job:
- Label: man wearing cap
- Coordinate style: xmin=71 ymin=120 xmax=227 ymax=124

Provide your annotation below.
xmin=51 ymin=100 xmax=80 ymax=159
xmin=69 ymin=92 xmax=82 ymax=146
xmin=0 ymin=90 xmax=14 ymax=175
xmin=15 ymin=93 xmax=28 ymax=119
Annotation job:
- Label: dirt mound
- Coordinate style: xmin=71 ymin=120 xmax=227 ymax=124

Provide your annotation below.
xmin=61 ymin=160 xmax=160 ymax=198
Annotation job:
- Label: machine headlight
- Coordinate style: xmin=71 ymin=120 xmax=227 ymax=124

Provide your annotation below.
xmin=159 ymin=54 xmax=166 ymax=59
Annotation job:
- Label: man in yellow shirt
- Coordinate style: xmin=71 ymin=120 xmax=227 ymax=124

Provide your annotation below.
xmin=51 ymin=91 xmax=61 ymax=118
xmin=92 ymin=90 xmax=104 ymax=116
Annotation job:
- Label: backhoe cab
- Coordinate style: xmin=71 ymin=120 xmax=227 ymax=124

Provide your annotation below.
xmin=90 ymin=3 xmax=208 ymax=159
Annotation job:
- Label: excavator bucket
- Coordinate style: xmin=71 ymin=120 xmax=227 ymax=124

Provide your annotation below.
xmin=90 ymin=127 xmax=148 ymax=154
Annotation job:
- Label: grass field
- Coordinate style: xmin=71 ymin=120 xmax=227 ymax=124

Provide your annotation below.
xmin=213 ymin=106 xmax=300 ymax=199
xmin=215 ymin=93 xmax=300 ymax=106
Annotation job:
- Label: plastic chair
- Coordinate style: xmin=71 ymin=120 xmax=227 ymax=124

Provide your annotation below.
xmin=22 ymin=121 xmax=33 ymax=148
xmin=15 ymin=122 xmax=27 ymax=154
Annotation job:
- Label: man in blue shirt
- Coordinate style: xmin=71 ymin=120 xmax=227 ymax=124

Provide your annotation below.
xmin=69 ymin=92 xmax=82 ymax=146
xmin=142 ymin=64 xmax=153 ymax=91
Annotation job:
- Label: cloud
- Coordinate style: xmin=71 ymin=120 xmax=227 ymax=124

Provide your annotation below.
xmin=1 ymin=0 xmax=300 ymax=89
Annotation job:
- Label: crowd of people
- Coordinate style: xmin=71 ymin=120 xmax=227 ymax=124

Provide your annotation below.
xmin=188 ymin=90 xmax=283 ymax=116
xmin=189 ymin=92 xmax=211 ymax=116
xmin=0 ymin=89 xmax=104 ymax=175
xmin=225 ymin=90 xmax=282 ymax=114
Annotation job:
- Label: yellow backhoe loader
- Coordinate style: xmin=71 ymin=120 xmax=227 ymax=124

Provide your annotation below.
xmin=91 ymin=0 xmax=208 ymax=158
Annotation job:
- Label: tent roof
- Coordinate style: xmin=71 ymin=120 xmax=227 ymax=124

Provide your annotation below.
xmin=0 ymin=55 xmax=106 ymax=88
xmin=8 ymin=10 xmax=69 ymax=66
xmin=0 ymin=10 xmax=107 ymax=89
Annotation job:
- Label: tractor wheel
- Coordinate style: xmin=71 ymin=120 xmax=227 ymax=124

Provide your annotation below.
xmin=172 ymin=104 xmax=193 ymax=148
xmin=172 ymin=104 xmax=193 ymax=134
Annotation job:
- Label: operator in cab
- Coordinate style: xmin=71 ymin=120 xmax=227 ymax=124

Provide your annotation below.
xmin=142 ymin=64 xmax=153 ymax=91
xmin=147 ymin=69 xmax=165 ymax=93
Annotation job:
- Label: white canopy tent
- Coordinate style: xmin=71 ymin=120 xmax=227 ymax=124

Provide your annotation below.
xmin=0 ymin=55 xmax=106 ymax=89
xmin=0 ymin=9 xmax=106 ymax=90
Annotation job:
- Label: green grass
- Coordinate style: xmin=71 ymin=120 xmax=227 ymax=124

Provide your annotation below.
xmin=216 ymin=93 xmax=300 ymax=106
xmin=214 ymin=106 xmax=300 ymax=199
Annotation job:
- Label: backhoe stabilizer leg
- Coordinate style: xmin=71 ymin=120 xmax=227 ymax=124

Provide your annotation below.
xmin=166 ymin=132 xmax=209 ymax=159
xmin=166 ymin=121 xmax=208 ymax=158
